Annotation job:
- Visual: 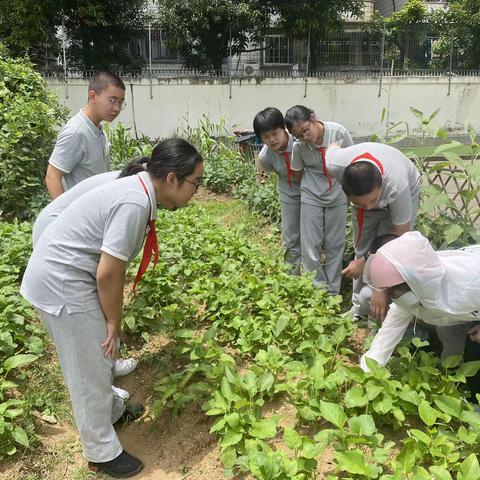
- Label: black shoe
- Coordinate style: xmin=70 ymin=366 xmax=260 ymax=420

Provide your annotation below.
xmin=116 ymin=402 xmax=144 ymax=424
xmin=89 ymin=450 xmax=144 ymax=478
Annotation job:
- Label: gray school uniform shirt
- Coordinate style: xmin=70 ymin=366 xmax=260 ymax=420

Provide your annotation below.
xmin=48 ymin=109 xmax=111 ymax=191
xmin=325 ymin=142 xmax=421 ymax=225
xmin=21 ymin=172 xmax=155 ymax=315
xmin=32 ymin=170 xmax=121 ymax=246
xmin=291 ymin=121 xmax=354 ymax=207
xmin=258 ymin=133 xmax=301 ymax=204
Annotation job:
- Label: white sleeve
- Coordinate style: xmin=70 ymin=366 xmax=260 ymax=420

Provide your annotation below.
xmin=360 ymin=303 xmax=413 ymax=371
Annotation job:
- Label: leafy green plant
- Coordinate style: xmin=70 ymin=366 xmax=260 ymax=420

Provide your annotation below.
xmin=124 ymin=204 xmax=480 ymax=479
xmin=104 ymin=122 xmax=153 ymax=170
xmin=0 ymin=52 xmax=68 ymax=220
xmin=0 ymin=220 xmax=44 ymax=457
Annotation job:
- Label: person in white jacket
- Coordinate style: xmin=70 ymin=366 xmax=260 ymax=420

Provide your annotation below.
xmin=360 ymin=231 xmax=480 ymax=371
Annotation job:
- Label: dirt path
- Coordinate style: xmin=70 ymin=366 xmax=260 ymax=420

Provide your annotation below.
xmin=0 ymin=333 xmax=228 ymax=480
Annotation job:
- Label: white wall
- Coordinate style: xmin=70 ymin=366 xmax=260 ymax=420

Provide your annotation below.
xmin=46 ymin=76 xmax=480 ymax=140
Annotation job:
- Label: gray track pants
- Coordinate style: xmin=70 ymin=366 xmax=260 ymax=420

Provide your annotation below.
xmin=37 ymin=307 xmax=125 ymax=463
xmin=301 ymin=202 xmax=347 ymax=295
xmin=280 ymin=200 xmax=301 ymax=274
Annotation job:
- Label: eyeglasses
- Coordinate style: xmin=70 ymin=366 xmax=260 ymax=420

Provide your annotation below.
xmin=100 ymin=95 xmax=127 ymax=110
xmin=293 ymin=122 xmax=312 ymax=140
xmin=183 ymin=177 xmax=202 ymax=192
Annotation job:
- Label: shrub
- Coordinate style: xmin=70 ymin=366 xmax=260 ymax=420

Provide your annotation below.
xmin=0 ymin=49 xmax=67 ymax=220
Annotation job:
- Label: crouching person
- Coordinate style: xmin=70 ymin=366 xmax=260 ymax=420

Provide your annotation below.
xmin=360 ymin=232 xmax=480 ymax=381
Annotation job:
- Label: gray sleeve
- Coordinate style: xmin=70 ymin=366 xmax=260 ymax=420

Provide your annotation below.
xmin=389 ymin=188 xmax=413 ymax=225
xmin=259 ymin=148 xmax=275 ymax=172
xmin=290 ymin=143 xmax=304 ymax=171
xmin=339 ymin=126 xmax=354 ymax=147
xmin=49 ymin=127 xmax=85 ymax=174
xmin=101 ymin=203 xmax=149 ymax=262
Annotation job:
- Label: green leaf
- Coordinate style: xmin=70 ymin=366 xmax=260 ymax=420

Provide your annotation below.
xmin=274 ymin=314 xmax=289 ymax=337
xmin=220 ymin=377 xmax=234 ymax=403
xmin=433 ymin=141 xmax=464 ymax=155
xmin=418 ymin=400 xmax=437 ymax=426
xmin=250 ymin=418 xmax=278 ymax=440
xmin=409 ymin=429 xmax=431 ymax=445
xmin=458 ymin=453 xmax=480 ymax=480
xmin=210 ymin=417 xmax=226 ymax=434
xmin=429 ymin=465 xmax=453 ymax=480
xmin=224 ymin=412 xmax=240 ymax=429
xmin=258 ymin=373 xmax=274 ymax=393
xmin=433 ymin=395 xmax=463 ymax=418
xmin=320 ymin=400 xmax=347 ymax=429
xmin=345 ymin=386 xmax=368 ymax=408
xmin=457 ymin=360 xmax=480 ymax=378
xmin=373 ymin=394 xmax=393 ymax=414
xmin=444 ymin=224 xmax=463 ymax=245
xmin=309 ymin=357 xmax=325 ymax=381
xmin=220 ymin=445 xmax=237 ymax=469
xmin=12 ymin=426 xmax=29 ymax=447
xmin=365 ymin=382 xmax=384 ymax=401
xmin=441 ymin=355 xmax=463 ymax=369
xmin=283 ymin=458 xmax=298 ymax=477
xmin=335 ymin=450 xmax=380 ymax=477
xmin=395 ymin=444 xmax=416 ymax=474
xmin=284 ymin=427 xmax=302 ymax=450
xmin=4 ymin=354 xmax=38 ymax=373
xmin=458 ymin=426 xmax=477 ymax=444
xmin=220 ymin=430 xmax=243 ymax=447
xmin=348 ymin=414 xmax=376 ymax=436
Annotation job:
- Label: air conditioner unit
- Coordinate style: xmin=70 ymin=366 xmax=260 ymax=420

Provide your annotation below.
xmin=243 ymin=63 xmax=260 ymax=76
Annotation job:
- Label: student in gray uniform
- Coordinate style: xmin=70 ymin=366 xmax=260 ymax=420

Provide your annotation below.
xmin=21 ymin=139 xmax=204 ymax=478
xmin=33 ymin=169 xmax=139 ymax=401
xmin=324 ymin=142 xmax=421 ymax=321
xmin=285 ymin=105 xmax=354 ymax=295
xmin=253 ymin=107 xmax=302 ymax=274
xmin=33 ymin=170 xmax=120 ymax=246
xmin=45 ymin=71 xmax=126 ymax=199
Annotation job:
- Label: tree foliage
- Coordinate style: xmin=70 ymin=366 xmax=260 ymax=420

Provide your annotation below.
xmin=155 ymin=0 xmax=366 ymax=72
xmin=0 ymin=0 xmax=148 ymax=70
xmin=431 ymin=0 xmax=480 ymax=69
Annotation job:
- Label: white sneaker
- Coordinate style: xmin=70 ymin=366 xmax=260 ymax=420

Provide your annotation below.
xmin=114 ymin=358 xmax=138 ymax=378
xmin=112 ymin=385 xmax=130 ymax=400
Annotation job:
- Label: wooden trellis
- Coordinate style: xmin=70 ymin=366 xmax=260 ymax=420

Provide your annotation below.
xmin=421 ymin=159 xmax=480 ymax=223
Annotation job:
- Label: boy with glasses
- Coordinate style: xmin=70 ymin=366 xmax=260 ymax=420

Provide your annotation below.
xmin=45 ymin=71 xmax=126 ymax=199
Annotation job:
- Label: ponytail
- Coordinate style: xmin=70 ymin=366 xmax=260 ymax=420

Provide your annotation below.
xmin=118 ymin=156 xmax=150 ymax=178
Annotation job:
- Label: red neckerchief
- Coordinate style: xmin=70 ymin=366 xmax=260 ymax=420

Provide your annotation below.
xmin=317 ymin=147 xmax=333 ymax=191
xmin=133 ymin=175 xmax=158 ymax=292
xmin=282 ymin=151 xmax=293 ymax=188
xmin=351 ymin=152 xmax=385 ymax=247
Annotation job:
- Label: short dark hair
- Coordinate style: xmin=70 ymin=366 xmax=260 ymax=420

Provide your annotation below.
xmin=369 ymin=233 xmax=399 ymax=254
xmin=253 ymin=107 xmax=285 ymax=137
xmin=341 ymin=162 xmax=382 ymax=197
xmin=285 ymin=105 xmax=314 ymax=132
xmin=119 ymin=138 xmax=203 ymax=181
xmin=88 ymin=71 xmax=125 ymax=94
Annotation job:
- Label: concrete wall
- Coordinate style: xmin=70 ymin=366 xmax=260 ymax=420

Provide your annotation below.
xmin=46 ymin=76 xmax=480 ymax=141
